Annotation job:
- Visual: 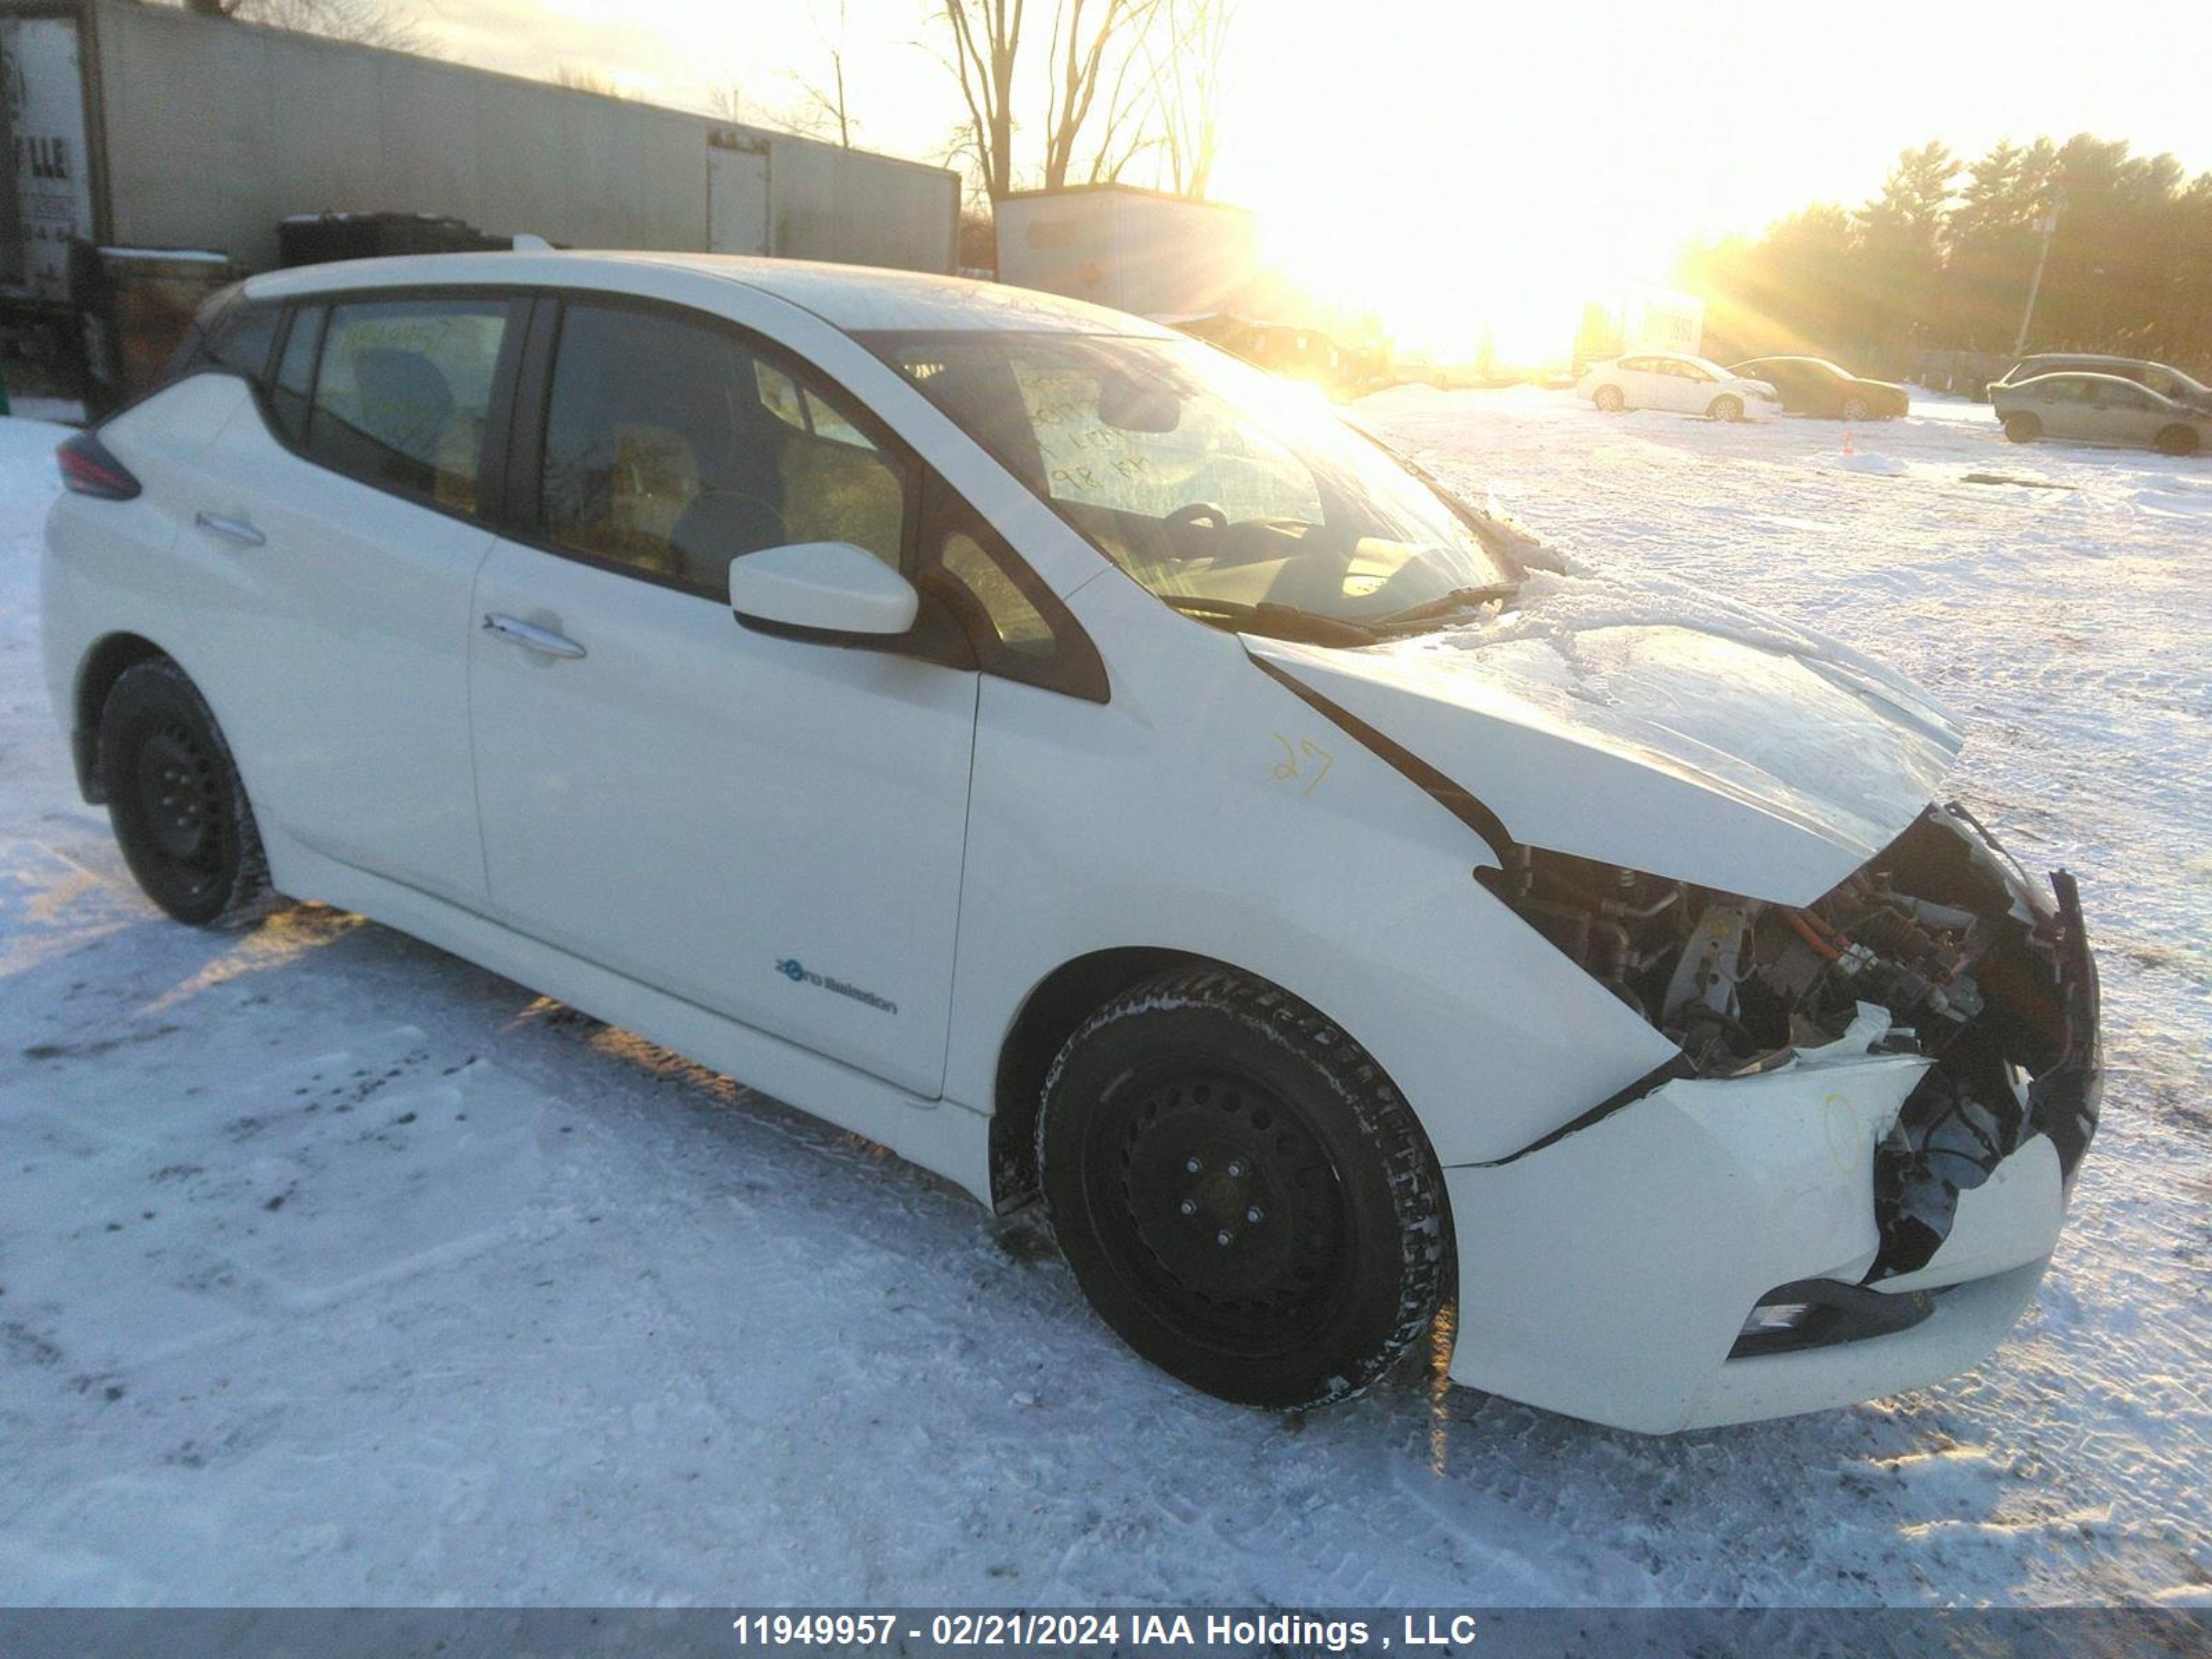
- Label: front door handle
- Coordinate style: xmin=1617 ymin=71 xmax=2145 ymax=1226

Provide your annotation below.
xmin=482 ymin=612 xmax=587 ymax=660
xmin=194 ymin=510 xmax=265 ymax=547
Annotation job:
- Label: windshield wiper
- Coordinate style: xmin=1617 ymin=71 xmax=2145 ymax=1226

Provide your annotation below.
xmin=1154 ymin=594 xmax=1381 ymax=647
xmin=1370 ymin=584 xmax=1517 ymax=631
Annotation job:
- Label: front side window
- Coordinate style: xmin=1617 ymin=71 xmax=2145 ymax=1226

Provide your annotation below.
xmin=307 ymin=297 xmax=512 ymax=512
xmin=538 ymin=303 xmax=908 ymax=595
xmin=872 ymin=330 xmax=1518 ymax=643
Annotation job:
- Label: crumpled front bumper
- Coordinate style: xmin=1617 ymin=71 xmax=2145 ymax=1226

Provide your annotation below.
xmin=1445 ymin=955 xmax=2099 ymax=1433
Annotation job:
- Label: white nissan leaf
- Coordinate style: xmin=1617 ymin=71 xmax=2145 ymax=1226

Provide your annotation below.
xmin=41 ymin=253 xmax=2101 ymax=1433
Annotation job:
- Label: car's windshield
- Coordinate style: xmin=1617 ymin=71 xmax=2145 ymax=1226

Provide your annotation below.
xmin=2139 ymin=364 xmax=2206 ymax=400
xmin=864 ymin=330 xmax=1517 ymax=641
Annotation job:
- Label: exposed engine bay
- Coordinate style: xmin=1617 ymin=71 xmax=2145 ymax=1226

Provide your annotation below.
xmin=1489 ymin=804 xmax=2101 ymax=1280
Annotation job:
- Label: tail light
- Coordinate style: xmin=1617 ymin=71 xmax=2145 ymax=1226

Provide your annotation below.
xmin=57 ymin=431 xmax=141 ymax=500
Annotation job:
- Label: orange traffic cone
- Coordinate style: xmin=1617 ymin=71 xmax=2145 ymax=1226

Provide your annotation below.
xmin=1842 ymin=427 xmax=1857 ymax=457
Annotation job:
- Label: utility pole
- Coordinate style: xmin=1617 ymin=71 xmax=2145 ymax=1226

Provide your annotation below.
xmin=2014 ymin=191 xmax=2061 ymax=356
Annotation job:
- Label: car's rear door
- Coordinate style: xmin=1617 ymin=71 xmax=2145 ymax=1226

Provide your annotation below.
xmin=2033 ymin=377 xmax=2088 ymax=440
xmin=174 ymin=288 xmax=523 ymax=906
xmin=467 ymin=294 xmax=980 ymax=1096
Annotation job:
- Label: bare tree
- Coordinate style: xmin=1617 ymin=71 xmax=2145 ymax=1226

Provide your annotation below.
xmin=791 ymin=0 xmax=859 ymax=149
xmin=555 ymin=64 xmax=633 ymax=98
xmin=182 ymin=0 xmax=430 ymax=54
xmin=1144 ymin=0 xmax=1236 ymax=198
xmin=935 ymin=0 xmax=1164 ymax=198
xmin=706 ymin=80 xmax=834 ymax=141
xmin=936 ymin=0 xmax=1021 ymax=200
xmin=1040 ymin=0 xmax=1156 ymax=189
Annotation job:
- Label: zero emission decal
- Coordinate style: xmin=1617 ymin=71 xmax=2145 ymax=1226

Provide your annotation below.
xmin=774 ymin=958 xmax=899 ymax=1016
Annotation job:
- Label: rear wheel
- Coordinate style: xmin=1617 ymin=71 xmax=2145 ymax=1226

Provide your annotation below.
xmin=99 ymin=658 xmax=272 ymax=928
xmin=1709 ymin=395 xmax=1744 ymax=422
xmin=2154 ymin=424 xmax=2200 ymax=458
xmin=1036 ymin=966 xmax=1448 ymax=1409
xmin=2003 ymin=413 xmax=2042 ymax=444
xmin=1593 ymin=384 xmax=1625 ymax=413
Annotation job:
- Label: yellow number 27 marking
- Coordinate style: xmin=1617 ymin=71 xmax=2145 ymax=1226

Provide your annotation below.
xmin=1271 ymin=734 xmax=1334 ymax=798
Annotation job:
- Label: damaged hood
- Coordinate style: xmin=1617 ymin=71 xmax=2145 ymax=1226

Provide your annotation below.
xmin=1250 ymin=570 xmax=1965 ymax=904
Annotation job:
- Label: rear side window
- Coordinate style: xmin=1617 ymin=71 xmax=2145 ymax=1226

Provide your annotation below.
xmin=158 ymin=290 xmax=281 ymax=390
xmin=537 ymin=302 xmax=910 ymax=596
xmin=204 ymin=303 xmax=282 ymax=382
xmin=307 ymin=298 xmax=514 ymax=513
xmin=270 ymin=306 xmax=324 ymax=443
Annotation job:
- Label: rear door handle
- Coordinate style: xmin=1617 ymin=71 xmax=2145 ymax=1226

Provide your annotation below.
xmin=194 ymin=510 xmax=265 ymax=547
xmin=482 ymin=612 xmax=587 ymax=660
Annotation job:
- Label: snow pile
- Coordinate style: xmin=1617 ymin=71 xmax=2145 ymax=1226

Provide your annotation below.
xmin=3 ymin=398 xmax=2210 ymax=1607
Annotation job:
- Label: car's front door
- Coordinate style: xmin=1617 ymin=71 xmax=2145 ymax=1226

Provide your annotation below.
xmin=2094 ymin=382 xmax=2165 ymax=446
xmin=467 ymin=296 xmax=980 ymax=1096
xmin=180 ymin=292 xmax=523 ymax=905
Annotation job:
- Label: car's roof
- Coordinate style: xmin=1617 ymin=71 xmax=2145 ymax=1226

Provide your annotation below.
xmin=244 ymin=249 xmax=1174 ymax=339
xmin=2016 ymin=352 xmax=2158 ymax=366
xmin=2003 ymin=370 xmax=2175 ymax=395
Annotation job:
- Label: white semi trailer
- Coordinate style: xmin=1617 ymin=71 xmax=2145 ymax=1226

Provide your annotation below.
xmin=0 ymin=0 xmax=960 ymax=398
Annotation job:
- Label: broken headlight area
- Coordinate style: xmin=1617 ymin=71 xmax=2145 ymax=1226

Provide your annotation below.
xmin=1486 ymin=803 xmax=2101 ymax=1283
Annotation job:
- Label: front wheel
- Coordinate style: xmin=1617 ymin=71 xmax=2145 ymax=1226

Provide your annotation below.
xmin=2003 ymin=412 xmax=2042 ymax=444
xmin=1037 ymin=966 xmax=1448 ymax=1409
xmin=100 ymin=658 xmax=273 ymax=928
xmin=1841 ymin=395 xmax=1873 ymax=423
xmin=2154 ymin=424 xmax=2200 ymax=458
xmin=1709 ymin=395 xmax=1744 ymax=422
xmin=1593 ymin=384 xmax=1625 ymax=413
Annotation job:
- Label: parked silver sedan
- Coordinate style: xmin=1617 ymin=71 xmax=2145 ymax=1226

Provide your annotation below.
xmin=1993 ymin=371 xmax=2209 ymax=456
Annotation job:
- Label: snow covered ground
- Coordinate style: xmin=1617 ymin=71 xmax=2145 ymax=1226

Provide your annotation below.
xmin=2 ymin=393 xmax=2207 ymax=1608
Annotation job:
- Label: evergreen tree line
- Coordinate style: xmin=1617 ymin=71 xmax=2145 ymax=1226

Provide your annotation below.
xmin=1676 ymin=135 xmax=2212 ymax=375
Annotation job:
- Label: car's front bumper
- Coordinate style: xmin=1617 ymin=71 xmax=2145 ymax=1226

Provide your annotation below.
xmin=1445 ymin=921 xmax=2099 ymax=1432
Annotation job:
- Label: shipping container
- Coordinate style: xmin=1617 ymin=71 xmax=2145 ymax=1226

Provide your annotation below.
xmin=993 ymin=184 xmax=1305 ymax=324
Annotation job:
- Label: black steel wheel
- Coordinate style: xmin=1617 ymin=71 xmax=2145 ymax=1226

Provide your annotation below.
xmin=1037 ymin=966 xmax=1447 ymax=1409
xmin=99 ymin=658 xmax=272 ymax=928
xmin=2154 ymin=424 xmax=2200 ymax=458
xmin=2004 ymin=412 xmax=2042 ymax=444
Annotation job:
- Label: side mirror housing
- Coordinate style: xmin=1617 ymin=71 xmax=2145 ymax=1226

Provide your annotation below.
xmin=728 ymin=541 xmax=919 ymax=639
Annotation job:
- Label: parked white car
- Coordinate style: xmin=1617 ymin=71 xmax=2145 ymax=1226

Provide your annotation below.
xmin=1577 ymin=351 xmax=1781 ymax=421
xmin=43 ymin=253 xmax=2101 ymax=1433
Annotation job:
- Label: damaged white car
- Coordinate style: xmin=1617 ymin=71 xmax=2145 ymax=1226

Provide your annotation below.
xmin=42 ymin=254 xmax=2100 ymax=1433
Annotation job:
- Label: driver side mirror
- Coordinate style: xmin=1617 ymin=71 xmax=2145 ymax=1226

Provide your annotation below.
xmin=729 ymin=541 xmax=919 ymax=640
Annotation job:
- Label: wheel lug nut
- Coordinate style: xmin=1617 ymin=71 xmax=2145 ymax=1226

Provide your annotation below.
xmin=1178 ymin=1199 xmax=1197 ymax=1217
xmin=1184 ymin=1156 xmax=1201 ymax=1174
xmin=1215 ymin=1230 xmax=1233 ymax=1247
xmin=1226 ymin=1161 xmax=1244 ymax=1178
xmin=1245 ymin=1206 xmax=1263 ymax=1224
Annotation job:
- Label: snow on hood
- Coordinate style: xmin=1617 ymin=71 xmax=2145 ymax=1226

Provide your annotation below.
xmin=1249 ymin=569 xmax=1966 ymax=905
